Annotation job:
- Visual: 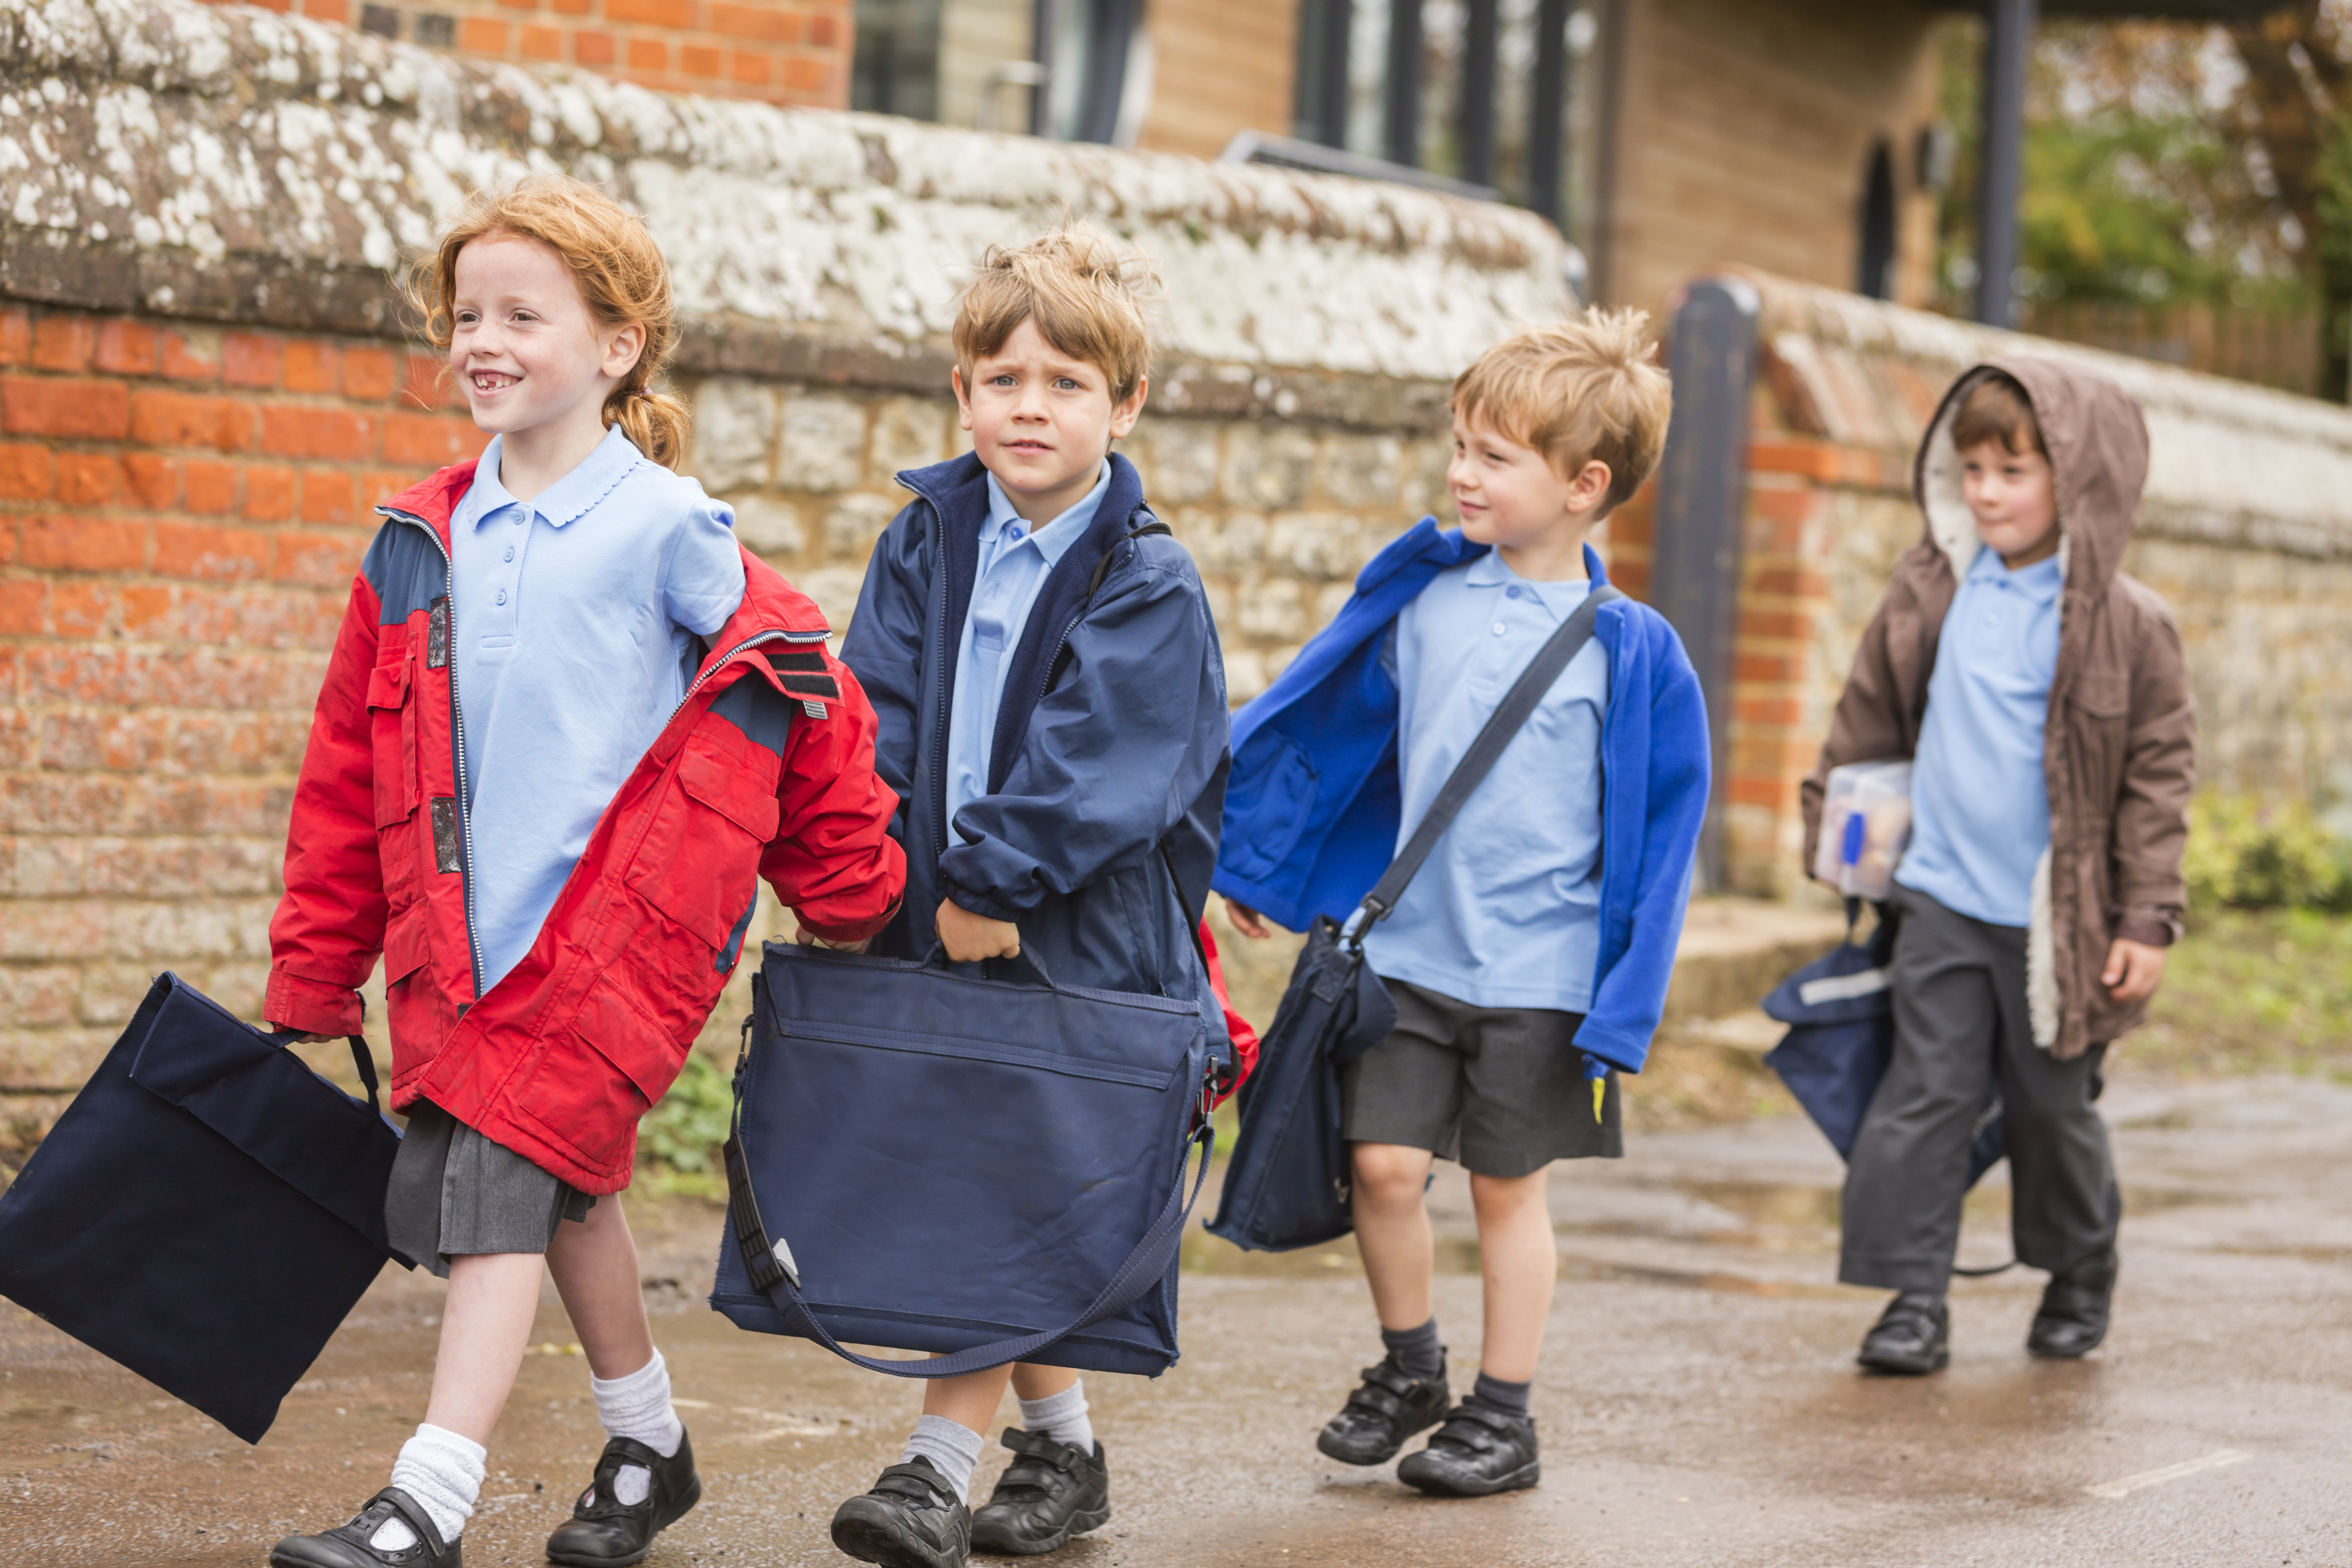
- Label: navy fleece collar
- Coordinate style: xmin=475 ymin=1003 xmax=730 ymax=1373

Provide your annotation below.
xmin=896 ymin=450 xmax=1152 ymax=795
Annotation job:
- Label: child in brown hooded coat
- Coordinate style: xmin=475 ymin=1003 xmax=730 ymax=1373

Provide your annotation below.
xmin=1802 ymin=357 xmax=2196 ymax=1374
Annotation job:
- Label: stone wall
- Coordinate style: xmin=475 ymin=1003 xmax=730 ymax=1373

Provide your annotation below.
xmin=0 ymin=0 xmax=1568 ymax=1139
xmin=1631 ymin=271 xmax=2352 ymax=899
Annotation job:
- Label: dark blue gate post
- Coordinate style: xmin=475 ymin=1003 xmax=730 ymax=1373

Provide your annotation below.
xmin=1650 ymin=276 xmax=1760 ymax=893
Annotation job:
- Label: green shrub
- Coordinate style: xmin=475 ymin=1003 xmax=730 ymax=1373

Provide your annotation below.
xmin=637 ymin=1052 xmax=735 ymax=1175
xmin=2185 ymin=791 xmax=2352 ymax=913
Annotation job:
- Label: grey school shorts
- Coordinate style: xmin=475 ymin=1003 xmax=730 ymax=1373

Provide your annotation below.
xmin=1341 ymin=978 xmax=1623 ymax=1178
xmin=383 ymin=1100 xmax=595 ymax=1278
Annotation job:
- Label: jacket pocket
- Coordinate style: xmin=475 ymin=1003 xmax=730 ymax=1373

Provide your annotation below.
xmin=1223 ymin=736 xmax=1319 ymax=883
xmin=366 ymin=648 xmax=419 ymax=829
xmin=381 ymin=912 xmax=436 ymax=1051
xmin=2065 ymin=673 xmax=2131 ymax=836
xmin=626 ymin=729 xmax=782 ymax=950
xmin=553 ymin=972 xmax=688 ymax=1168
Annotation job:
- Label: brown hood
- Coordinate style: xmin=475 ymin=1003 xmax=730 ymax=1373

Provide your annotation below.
xmin=1910 ymin=357 xmax=2150 ymax=597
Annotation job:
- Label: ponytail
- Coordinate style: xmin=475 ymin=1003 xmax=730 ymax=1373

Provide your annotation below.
xmin=606 ymin=385 xmax=691 ymax=472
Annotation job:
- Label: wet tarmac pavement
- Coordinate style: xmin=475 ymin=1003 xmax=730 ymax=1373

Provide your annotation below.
xmin=5 ymin=1069 xmax=2349 ymax=1567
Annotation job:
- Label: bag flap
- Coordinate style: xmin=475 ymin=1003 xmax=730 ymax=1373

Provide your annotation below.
xmin=1761 ymin=942 xmax=1893 ymax=1026
xmin=126 ymin=975 xmax=400 ymax=1253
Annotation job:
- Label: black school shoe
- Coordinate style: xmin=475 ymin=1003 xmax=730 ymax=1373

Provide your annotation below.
xmin=1316 ymin=1353 xmax=1452 ymax=1465
xmin=1857 ymin=1291 xmax=1950 ymax=1375
xmin=969 ymin=1428 xmax=1111 ymax=1555
xmin=545 ymin=1430 xmax=702 ymax=1567
xmin=2028 ymin=1248 xmax=2118 ymax=1359
xmin=1395 ymin=1400 xmax=1540 ymax=1497
xmin=268 ymin=1488 xmax=460 ymax=1568
xmin=831 ymin=1455 xmax=972 ymax=1568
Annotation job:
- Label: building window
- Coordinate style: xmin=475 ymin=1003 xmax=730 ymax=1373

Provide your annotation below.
xmin=1294 ymin=0 xmax=1601 ymax=236
xmin=1857 ymin=137 xmax=1896 ymax=301
xmin=853 ymin=0 xmax=944 ymax=120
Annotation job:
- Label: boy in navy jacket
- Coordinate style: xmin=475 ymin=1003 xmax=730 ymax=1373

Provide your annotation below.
xmin=827 ymin=228 xmax=1230 ymax=1566
xmin=1219 ymin=312 xmax=1708 ymax=1497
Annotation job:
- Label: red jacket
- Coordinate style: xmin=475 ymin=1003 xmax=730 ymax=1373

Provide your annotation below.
xmin=267 ymin=462 xmax=906 ymax=1194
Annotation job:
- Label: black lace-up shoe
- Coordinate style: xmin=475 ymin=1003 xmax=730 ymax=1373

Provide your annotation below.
xmin=1316 ymin=1353 xmax=1451 ymax=1465
xmin=831 ymin=1455 xmax=972 ymax=1568
xmin=2028 ymin=1248 xmax=2118 ymax=1359
xmin=544 ymin=1429 xmax=702 ymax=1567
xmin=1858 ymin=1291 xmax=1950 ymax=1375
xmin=1395 ymin=1401 xmax=1540 ymax=1497
xmin=969 ymin=1428 xmax=1111 ymax=1555
xmin=269 ymin=1488 xmax=461 ymax=1568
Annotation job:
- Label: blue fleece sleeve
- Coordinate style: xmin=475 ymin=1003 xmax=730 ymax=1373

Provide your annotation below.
xmin=1574 ymin=623 xmax=1712 ymax=1073
xmin=837 ymin=504 xmax=931 ymax=842
xmin=938 ymin=549 xmax=1227 ymax=919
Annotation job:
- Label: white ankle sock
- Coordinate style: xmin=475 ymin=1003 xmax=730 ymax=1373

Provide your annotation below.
xmin=374 ymin=1423 xmax=485 ymax=1551
xmin=590 ymin=1350 xmax=684 ymax=1507
xmin=1017 ymin=1380 xmax=1094 ymax=1454
xmin=898 ymin=1413 xmax=984 ymax=1502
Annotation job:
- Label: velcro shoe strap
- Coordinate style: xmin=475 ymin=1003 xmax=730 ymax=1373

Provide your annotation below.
xmin=875 ymin=1461 xmax=960 ymax=1508
xmin=1000 ymin=1428 xmax=1080 ymax=1471
xmin=361 ymin=1487 xmax=450 ymax=1559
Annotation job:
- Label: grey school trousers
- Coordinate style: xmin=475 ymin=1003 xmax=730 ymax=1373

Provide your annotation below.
xmin=1839 ymin=885 xmax=2120 ymax=1293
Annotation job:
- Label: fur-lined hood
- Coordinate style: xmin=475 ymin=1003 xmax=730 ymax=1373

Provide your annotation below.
xmin=1912 ymin=357 xmax=2151 ymax=599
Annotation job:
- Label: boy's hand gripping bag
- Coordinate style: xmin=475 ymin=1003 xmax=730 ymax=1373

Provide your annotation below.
xmin=0 ymin=973 xmax=409 ymax=1442
xmin=1761 ymin=903 xmax=2007 ymax=1191
xmin=1208 ymin=587 xmax=1621 ymax=1253
xmin=713 ymin=941 xmax=1216 ymax=1377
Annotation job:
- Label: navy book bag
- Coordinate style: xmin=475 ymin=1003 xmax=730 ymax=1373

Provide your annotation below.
xmin=0 ymin=973 xmax=407 ymax=1441
xmin=713 ymin=941 xmax=1216 ymax=1377
xmin=1762 ymin=903 xmax=2006 ymax=1189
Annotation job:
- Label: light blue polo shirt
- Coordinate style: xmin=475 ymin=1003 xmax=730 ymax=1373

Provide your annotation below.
xmin=1895 ymin=546 xmax=2065 ymax=928
xmin=1360 ymin=553 xmax=1610 ymax=1013
xmin=452 ymin=427 xmax=746 ymax=991
xmin=944 ymin=465 xmax=1109 ymax=839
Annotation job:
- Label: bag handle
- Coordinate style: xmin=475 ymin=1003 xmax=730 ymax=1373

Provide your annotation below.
xmin=1344 ymin=584 xmax=1624 ymax=943
xmin=918 ymin=942 xmax=1058 ymax=990
xmin=270 ymin=1030 xmax=382 ymax=1117
xmin=722 ymin=1089 xmax=1213 ymax=1378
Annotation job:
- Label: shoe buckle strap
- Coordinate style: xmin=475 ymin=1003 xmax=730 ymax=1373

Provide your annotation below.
xmin=363 ymin=1487 xmax=448 ymax=1559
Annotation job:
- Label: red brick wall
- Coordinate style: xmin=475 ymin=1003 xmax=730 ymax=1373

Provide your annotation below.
xmin=0 ymin=305 xmax=483 ymax=1143
xmin=212 ymin=0 xmax=851 ymax=108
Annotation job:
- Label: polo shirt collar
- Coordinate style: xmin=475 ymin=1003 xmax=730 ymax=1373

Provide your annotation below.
xmin=1970 ymin=541 xmax=2065 ymax=603
xmin=982 ymin=463 xmax=1107 ymax=569
xmin=462 ymin=426 xmax=642 ymax=531
xmin=1461 ymin=548 xmax=1593 ymax=591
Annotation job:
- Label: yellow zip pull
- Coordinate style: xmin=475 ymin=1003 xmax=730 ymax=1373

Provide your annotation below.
xmin=1592 ymin=1076 xmax=1606 ymax=1124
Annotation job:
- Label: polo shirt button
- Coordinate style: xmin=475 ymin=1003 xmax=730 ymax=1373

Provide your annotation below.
xmin=503 ymin=546 xmax=514 ymax=563
xmin=496 ymin=589 xmax=507 ymax=606
xmin=1505 ymin=586 xmax=1521 ymax=599
xmin=1492 ymin=623 xmax=1506 ymax=636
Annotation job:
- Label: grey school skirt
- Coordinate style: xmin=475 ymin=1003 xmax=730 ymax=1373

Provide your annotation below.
xmin=384 ymin=1100 xmax=595 ymax=1278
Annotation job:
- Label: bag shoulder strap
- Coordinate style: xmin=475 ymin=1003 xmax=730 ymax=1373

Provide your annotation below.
xmin=1352 ymin=584 xmax=1624 ymax=934
xmin=1085 ymin=514 xmax=1171 ymax=603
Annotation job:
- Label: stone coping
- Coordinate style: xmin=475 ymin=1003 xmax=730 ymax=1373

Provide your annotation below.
xmin=2 ymin=0 xmax=1575 ymax=403
xmin=1734 ymin=268 xmax=2352 ymax=561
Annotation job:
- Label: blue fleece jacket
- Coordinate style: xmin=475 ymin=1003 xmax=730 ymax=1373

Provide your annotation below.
xmin=1212 ymin=520 xmax=1710 ymax=1073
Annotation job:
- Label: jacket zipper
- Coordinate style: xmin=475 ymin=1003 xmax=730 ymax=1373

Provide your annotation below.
xmin=662 ymin=626 xmax=829 ymax=731
xmin=381 ymin=506 xmax=488 ymax=1000
xmin=931 ymin=506 xmax=956 ymax=862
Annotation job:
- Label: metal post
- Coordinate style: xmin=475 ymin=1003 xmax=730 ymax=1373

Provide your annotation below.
xmin=1524 ymin=0 xmax=1570 ymax=222
xmin=1384 ymin=0 xmax=1422 ymax=169
xmin=1459 ymin=0 xmax=1499 ymax=187
xmin=1650 ymin=277 xmax=1760 ymax=893
xmin=1030 ymin=0 xmax=1057 ymax=135
xmin=1976 ymin=0 xmax=2036 ymax=327
xmin=1294 ymin=0 xmax=1353 ymax=147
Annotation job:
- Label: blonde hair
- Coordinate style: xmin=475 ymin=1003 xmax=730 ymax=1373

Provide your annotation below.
xmin=952 ymin=225 xmax=1160 ymax=404
xmin=1452 ymin=309 xmax=1673 ymax=512
xmin=410 ymin=176 xmax=690 ymax=470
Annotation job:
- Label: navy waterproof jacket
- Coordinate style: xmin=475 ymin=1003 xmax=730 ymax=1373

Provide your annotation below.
xmin=1211 ymin=520 xmax=1710 ymax=1073
xmin=840 ymin=452 xmax=1232 ymax=1042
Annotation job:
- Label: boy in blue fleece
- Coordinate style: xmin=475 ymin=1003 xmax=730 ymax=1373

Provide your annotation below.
xmin=828 ymin=228 xmax=1230 ymax=1568
xmin=1219 ymin=312 xmax=1708 ymax=1497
